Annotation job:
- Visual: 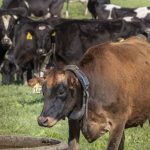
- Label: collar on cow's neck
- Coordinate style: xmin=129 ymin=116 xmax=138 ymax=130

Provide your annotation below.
xmin=64 ymin=65 xmax=89 ymax=120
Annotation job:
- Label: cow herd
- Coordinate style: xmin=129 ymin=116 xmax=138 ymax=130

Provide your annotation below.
xmin=0 ymin=0 xmax=150 ymax=85
xmin=0 ymin=0 xmax=150 ymax=150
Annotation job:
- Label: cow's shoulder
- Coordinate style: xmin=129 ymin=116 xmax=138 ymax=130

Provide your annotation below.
xmin=80 ymin=35 xmax=149 ymax=67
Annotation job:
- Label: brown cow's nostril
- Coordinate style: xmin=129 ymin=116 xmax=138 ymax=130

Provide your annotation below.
xmin=37 ymin=116 xmax=48 ymax=127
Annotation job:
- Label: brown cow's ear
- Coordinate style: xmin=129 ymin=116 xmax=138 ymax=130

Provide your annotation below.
xmin=67 ymin=74 xmax=78 ymax=90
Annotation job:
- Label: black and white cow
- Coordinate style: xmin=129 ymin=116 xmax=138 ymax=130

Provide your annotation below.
xmin=2 ymin=0 xmax=66 ymax=18
xmin=0 ymin=7 xmax=27 ymax=46
xmin=0 ymin=7 xmax=28 ymax=84
xmin=1 ymin=18 xmax=38 ymax=84
xmin=6 ymin=18 xmax=148 ymax=71
xmin=4 ymin=18 xmax=67 ymax=73
xmin=4 ymin=18 xmax=55 ymax=82
xmin=87 ymin=0 xmax=150 ymax=22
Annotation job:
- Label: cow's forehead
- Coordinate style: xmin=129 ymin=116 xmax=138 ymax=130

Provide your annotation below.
xmin=46 ymin=72 xmax=66 ymax=88
xmin=56 ymin=73 xmax=66 ymax=83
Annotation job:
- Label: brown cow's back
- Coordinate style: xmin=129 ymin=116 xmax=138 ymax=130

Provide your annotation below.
xmin=80 ymin=36 xmax=150 ymax=129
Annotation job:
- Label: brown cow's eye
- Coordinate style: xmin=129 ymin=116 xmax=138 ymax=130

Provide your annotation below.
xmin=57 ymin=85 xmax=67 ymax=98
xmin=57 ymin=89 xmax=65 ymax=96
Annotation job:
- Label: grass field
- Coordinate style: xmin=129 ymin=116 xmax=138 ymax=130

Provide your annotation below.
xmin=0 ymin=0 xmax=150 ymax=149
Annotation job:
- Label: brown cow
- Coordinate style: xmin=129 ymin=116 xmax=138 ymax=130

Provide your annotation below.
xmin=38 ymin=36 xmax=150 ymax=150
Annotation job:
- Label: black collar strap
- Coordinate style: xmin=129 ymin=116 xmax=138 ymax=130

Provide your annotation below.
xmin=64 ymin=65 xmax=89 ymax=120
xmin=64 ymin=65 xmax=89 ymax=91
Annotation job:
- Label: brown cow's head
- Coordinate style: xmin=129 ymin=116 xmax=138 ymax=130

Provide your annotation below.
xmin=38 ymin=68 xmax=83 ymax=127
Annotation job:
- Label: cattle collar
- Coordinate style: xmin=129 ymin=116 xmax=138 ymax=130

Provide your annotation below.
xmin=64 ymin=65 xmax=89 ymax=120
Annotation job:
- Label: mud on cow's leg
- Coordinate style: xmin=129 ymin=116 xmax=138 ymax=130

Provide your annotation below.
xmin=107 ymin=122 xmax=126 ymax=150
xmin=68 ymin=119 xmax=80 ymax=150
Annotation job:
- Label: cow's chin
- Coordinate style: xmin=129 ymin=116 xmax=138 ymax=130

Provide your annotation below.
xmin=46 ymin=117 xmax=58 ymax=127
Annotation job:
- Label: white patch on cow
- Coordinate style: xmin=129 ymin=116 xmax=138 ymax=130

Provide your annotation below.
xmin=38 ymin=26 xmax=46 ymax=30
xmin=104 ymin=4 xmax=121 ymax=19
xmin=105 ymin=4 xmax=121 ymax=10
xmin=31 ymin=13 xmax=36 ymax=18
xmin=24 ymin=0 xmax=30 ymax=9
xmin=2 ymin=15 xmax=11 ymax=30
xmin=4 ymin=34 xmax=9 ymax=39
xmin=40 ymin=71 xmax=44 ymax=78
xmin=13 ymin=15 xmax=18 ymax=20
xmin=53 ymin=15 xmax=58 ymax=18
xmin=144 ymin=27 xmax=150 ymax=32
xmin=3 ymin=34 xmax=12 ymax=45
xmin=134 ymin=7 xmax=150 ymax=18
xmin=44 ymin=12 xmax=51 ymax=19
xmin=123 ymin=16 xmax=133 ymax=22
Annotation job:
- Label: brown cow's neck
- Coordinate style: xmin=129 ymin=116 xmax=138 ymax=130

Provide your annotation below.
xmin=78 ymin=52 xmax=111 ymax=142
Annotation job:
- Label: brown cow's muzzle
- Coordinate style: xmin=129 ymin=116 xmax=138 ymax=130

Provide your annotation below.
xmin=37 ymin=116 xmax=58 ymax=127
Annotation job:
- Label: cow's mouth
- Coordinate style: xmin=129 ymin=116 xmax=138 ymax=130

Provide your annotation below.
xmin=38 ymin=116 xmax=58 ymax=128
xmin=46 ymin=117 xmax=58 ymax=127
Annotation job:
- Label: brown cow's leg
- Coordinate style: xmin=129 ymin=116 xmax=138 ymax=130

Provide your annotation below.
xmin=118 ymin=132 xmax=125 ymax=150
xmin=68 ymin=119 xmax=80 ymax=150
xmin=107 ymin=122 xmax=125 ymax=150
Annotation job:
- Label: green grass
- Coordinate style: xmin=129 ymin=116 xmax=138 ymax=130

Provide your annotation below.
xmin=0 ymin=0 xmax=150 ymax=149
xmin=112 ymin=0 xmax=150 ymax=7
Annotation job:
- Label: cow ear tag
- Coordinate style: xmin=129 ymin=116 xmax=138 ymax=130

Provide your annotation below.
xmin=26 ymin=32 xmax=33 ymax=40
xmin=51 ymin=31 xmax=56 ymax=37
